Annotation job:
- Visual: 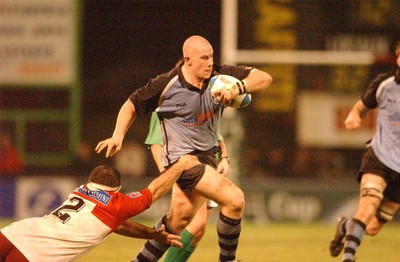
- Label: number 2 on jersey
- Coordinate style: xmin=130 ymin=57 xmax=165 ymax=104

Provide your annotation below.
xmin=52 ymin=197 xmax=85 ymax=223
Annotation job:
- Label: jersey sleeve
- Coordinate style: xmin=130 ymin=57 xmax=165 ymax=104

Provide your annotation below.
xmin=129 ymin=68 xmax=178 ymax=116
xmin=117 ymin=188 xmax=152 ymax=222
xmin=219 ymin=64 xmax=254 ymax=80
xmin=145 ymin=112 xmax=163 ymax=146
xmin=361 ymin=72 xmax=393 ymax=109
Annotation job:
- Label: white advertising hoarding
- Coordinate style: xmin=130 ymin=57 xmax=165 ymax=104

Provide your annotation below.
xmin=297 ymin=92 xmax=376 ymax=148
xmin=15 ymin=176 xmax=78 ymax=219
xmin=0 ymin=0 xmax=77 ymax=84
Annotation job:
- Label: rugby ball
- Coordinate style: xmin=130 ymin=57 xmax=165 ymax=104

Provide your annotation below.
xmin=208 ymin=74 xmax=252 ymax=108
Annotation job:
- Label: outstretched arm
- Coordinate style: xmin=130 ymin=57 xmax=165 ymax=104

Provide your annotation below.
xmin=95 ymin=100 xmax=136 ymax=158
xmin=115 ymin=220 xmax=183 ymax=248
xmin=147 ymin=155 xmax=200 ymax=203
xmin=344 ymin=100 xmax=369 ymax=130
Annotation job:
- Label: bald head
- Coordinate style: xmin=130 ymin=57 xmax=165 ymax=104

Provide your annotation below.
xmin=182 ymin=35 xmax=213 ymax=58
xmin=181 ymin=35 xmax=214 ymax=83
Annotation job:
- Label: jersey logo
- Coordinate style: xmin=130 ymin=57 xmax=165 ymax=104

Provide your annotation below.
xmin=78 ymin=187 xmax=111 ymax=205
xmin=176 ymin=102 xmax=187 ymax=108
xmin=127 ymin=191 xmax=142 ymax=198
xmin=183 ymin=111 xmax=214 ymax=125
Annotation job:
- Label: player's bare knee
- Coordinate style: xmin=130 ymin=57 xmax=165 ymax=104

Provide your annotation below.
xmin=360 ymin=182 xmax=383 ymax=201
xmin=193 ymin=226 xmax=206 ymax=239
xmin=365 ymin=218 xmax=384 ymax=236
xmin=366 ymin=228 xmax=379 ymax=236
xmin=174 ymin=215 xmax=192 ymax=232
xmin=227 ymin=188 xmax=245 ymax=214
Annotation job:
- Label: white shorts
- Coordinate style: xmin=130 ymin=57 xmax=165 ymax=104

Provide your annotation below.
xmin=206 ymin=199 xmax=218 ymax=208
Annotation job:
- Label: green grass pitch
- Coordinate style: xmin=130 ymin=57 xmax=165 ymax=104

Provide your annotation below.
xmin=1 ymin=219 xmax=400 ymax=261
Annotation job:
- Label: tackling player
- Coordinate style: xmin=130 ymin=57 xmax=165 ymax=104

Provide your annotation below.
xmin=0 ymin=155 xmax=199 ymax=262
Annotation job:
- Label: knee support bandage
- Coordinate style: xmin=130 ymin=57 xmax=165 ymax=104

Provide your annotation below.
xmin=376 ymin=203 xmax=397 ymax=223
xmin=360 ymin=182 xmax=384 ymax=200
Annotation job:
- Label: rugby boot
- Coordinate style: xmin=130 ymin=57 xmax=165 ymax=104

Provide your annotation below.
xmin=330 ymin=216 xmax=348 ymax=257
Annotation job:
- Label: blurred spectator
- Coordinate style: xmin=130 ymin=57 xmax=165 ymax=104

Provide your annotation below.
xmin=288 ymin=146 xmax=316 ymax=177
xmin=0 ymin=130 xmax=24 ymax=176
xmin=113 ymin=141 xmax=146 ymax=178
xmin=264 ymin=146 xmax=287 ymax=177
xmin=70 ymin=140 xmax=96 ymax=184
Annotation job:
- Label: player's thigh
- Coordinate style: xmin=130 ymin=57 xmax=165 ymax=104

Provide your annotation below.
xmin=171 ymin=184 xmax=206 ymax=211
xmin=195 ymin=165 xmax=244 ymax=207
xmin=170 ymin=184 xmax=206 ymax=222
xmin=187 ymin=203 xmax=208 ymax=227
xmin=360 ymin=173 xmax=387 ymax=190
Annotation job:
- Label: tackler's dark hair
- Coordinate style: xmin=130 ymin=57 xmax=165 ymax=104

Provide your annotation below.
xmin=88 ymin=165 xmax=121 ymax=188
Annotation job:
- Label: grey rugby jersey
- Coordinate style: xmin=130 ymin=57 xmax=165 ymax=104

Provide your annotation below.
xmin=362 ymin=69 xmax=400 ymax=173
xmin=129 ymin=63 xmax=252 ymax=166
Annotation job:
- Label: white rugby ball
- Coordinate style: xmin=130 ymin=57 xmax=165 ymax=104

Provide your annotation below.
xmin=208 ymin=74 xmax=252 ymax=108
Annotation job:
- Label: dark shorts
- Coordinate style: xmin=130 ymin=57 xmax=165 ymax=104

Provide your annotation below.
xmin=172 ymin=146 xmax=219 ymax=191
xmin=358 ymin=147 xmax=400 ymax=203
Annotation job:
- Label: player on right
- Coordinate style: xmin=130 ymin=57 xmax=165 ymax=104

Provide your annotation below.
xmin=330 ymin=40 xmax=400 ymax=262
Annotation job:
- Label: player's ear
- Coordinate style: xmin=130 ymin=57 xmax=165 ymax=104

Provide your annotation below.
xmin=184 ymin=57 xmax=191 ymax=66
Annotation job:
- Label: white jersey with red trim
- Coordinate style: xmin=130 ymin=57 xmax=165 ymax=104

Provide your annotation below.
xmin=0 ymin=184 xmax=152 ymax=262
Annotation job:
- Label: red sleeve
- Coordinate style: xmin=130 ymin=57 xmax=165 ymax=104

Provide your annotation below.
xmin=116 ymin=188 xmax=153 ymax=222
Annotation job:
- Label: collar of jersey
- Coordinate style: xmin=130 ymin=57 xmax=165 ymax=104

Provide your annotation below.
xmin=178 ymin=65 xmax=208 ymax=93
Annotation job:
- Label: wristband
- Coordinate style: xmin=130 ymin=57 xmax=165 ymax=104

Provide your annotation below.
xmin=221 ymin=156 xmax=230 ymax=164
xmin=242 ymin=79 xmax=248 ymax=93
xmin=235 ymin=80 xmax=248 ymax=95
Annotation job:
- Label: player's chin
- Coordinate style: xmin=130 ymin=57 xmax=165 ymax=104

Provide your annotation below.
xmin=203 ymin=71 xmax=212 ymax=79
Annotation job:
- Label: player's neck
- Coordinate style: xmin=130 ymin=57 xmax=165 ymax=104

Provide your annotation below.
xmin=181 ymin=65 xmax=203 ymax=89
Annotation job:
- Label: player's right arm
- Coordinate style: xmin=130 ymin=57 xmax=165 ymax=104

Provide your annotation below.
xmin=344 ymin=100 xmax=369 ymax=130
xmin=147 ymin=155 xmax=200 ymax=203
xmin=95 ymin=100 xmax=136 ymax=158
xmin=115 ymin=220 xmax=183 ymax=248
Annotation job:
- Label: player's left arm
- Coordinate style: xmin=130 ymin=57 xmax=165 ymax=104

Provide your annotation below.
xmin=115 ymin=220 xmax=183 ymax=247
xmin=216 ymin=68 xmax=273 ymax=103
xmin=241 ymin=68 xmax=273 ymax=94
xmin=217 ymin=139 xmax=230 ymax=176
